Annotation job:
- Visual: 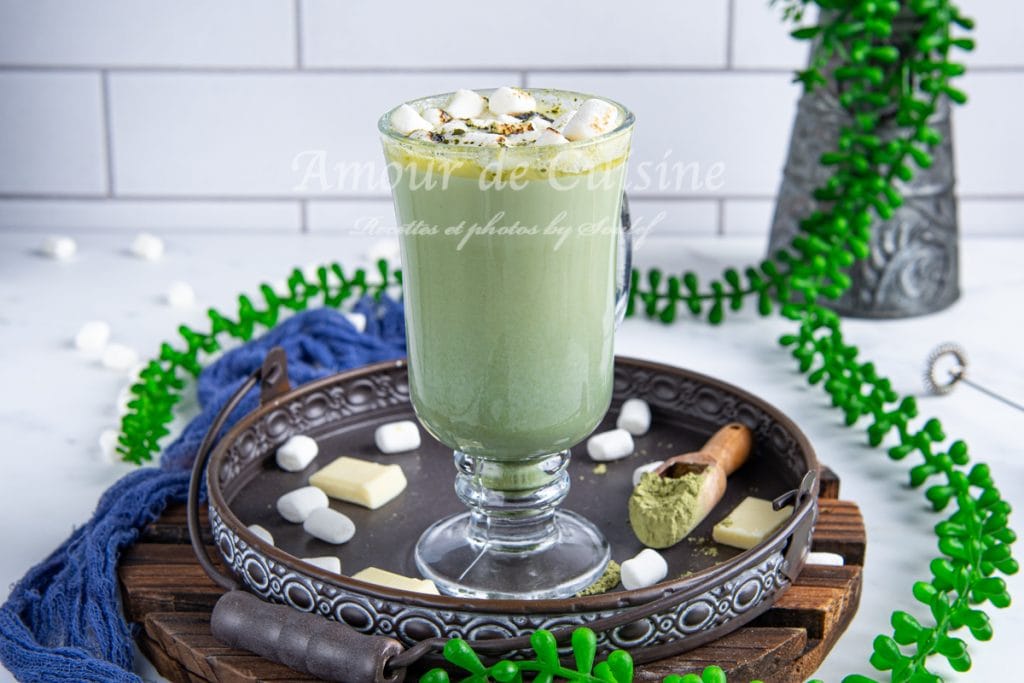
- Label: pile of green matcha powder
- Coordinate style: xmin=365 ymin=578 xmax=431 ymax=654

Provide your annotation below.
xmin=629 ymin=471 xmax=706 ymax=548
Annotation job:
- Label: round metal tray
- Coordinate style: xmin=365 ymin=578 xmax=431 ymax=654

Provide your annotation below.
xmin=206 ymin=355 xmax=819 ymax=664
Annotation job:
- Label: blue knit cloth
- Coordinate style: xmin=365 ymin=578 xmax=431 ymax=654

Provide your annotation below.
xmin=0 ymin=300 xmax=407 ymax=682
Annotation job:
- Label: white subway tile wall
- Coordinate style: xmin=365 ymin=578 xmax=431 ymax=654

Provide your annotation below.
xmin=0 ymin=0 xmax=1020 ymax=237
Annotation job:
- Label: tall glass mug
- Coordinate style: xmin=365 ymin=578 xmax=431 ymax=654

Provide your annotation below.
xmin=379 ymin=89 xmax=635 ymax=599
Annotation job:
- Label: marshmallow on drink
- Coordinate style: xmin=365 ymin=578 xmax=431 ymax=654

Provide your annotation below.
xmin=422 ymin=107 xmax=452 ymax=127
xmin=444 ymin=88 xmax=487 ymax=119
xmin=487 ymin=86 xmax=537 ymax=115
xmin=390 ymin=104 xmax=433 ymax=135
xmin=562 ymin=99 xmax=620 ymax=141
xmin=535 ymin=128 xmax=569 ymax=146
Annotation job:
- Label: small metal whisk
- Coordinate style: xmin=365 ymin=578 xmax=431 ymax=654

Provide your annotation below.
xmin=924 ymin=343 xmax=1024 ymax=413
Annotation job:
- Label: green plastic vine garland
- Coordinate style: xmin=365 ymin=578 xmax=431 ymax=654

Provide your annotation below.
xmin=112 ymin=1 xmax=1016 ymax=681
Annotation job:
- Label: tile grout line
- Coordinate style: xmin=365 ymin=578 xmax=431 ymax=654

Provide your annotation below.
xmin=300 ymin=199 xmax=308 ymax=233
xmin=293 ymin=0 xmax=304 ymax=68
xmin=725 ymin=0 xmax=736 ymax=70
xmin=717 ymin=198 xmax=727 ymax=236
xmin=100 ymin=70 xmax=116 ymax=197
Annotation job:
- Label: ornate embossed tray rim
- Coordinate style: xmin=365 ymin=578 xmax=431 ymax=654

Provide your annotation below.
xmin=205 ymin=356 xmax=820 ymax=662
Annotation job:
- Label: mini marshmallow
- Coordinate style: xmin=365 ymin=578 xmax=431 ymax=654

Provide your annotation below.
xmin=130 ymin=233 xmax=164 ymax=261
xmin=550 ymin=109 xmax=577 ymax=131
xmin=275 ymin=434 xmax=319 ymax=472
xmin=469 ymin=114 xmax=520 ymax=128
xmin=621 ymin=548 xmax=668 ymax=590
xmin=562 ymin=99 xmax=619 ymax=141
xmin=445 ymin=89 xmax=487 ymax=119
xmin=42 ymin=236 xmax=76 ymax=261
xmin=303 ymin=507 xmax=356 ymax=545
xmin=101 ymin=343 xmax=139 ymax=372
xmin=390 ymin=104 xmax=432 ymax=135
xmin=302 ymin=556 xmax=342 ymax=573
xmin=74 ymin=320 xmax=111 ymax=354
xmin=99 ymin=429 xmax=120 ymax=463
xmin=165 ymin=281 xmax=195 ymax=308
xmin=277 ymin=486 xmax=329 ymax=523
xmin=345 ymin=312 xmax=367 ymax=333
xmin=422 ymin=107 xmax=452 ymax=127
xmin=535 ymin=127 xmax=569 ymax=146
xmin=617 ymin=398 xmax=651 ymax=436
xmin=247 ymin=524 xmax=275 ymax=546
xmin=587 ymin=428 xmax=634 ymax=462
xmin=632 ymin=461 xmax=665 ymax=487
xmin=807 ymin=551 xmax=845 ymax=566
xmin=488 ymin=86 xmax=536 ymax=115
xmin=375 ymin=420 xmax=421 ymax=454
xmin=450 ymin=131 xmax=506 ymax=146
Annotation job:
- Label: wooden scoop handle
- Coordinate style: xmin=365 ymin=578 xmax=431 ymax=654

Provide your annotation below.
xmin=700 ymin=422 xmax=752 ymax=475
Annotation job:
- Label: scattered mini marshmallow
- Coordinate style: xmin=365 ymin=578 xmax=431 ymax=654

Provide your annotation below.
xmin=303 ymin=507 xmax=356 ymax=545
xmin=806 ymin=551 xmax=845 ymax=566
xmin=562 ymin=99 xmax=619 ymax=141
xmin=275 ymin=434 xmax=319 ymax=472
xmin=390 ymin=104 xmax=432 ymax=135
xmin=101 ymin=343 xmax=139 ymax=372
xmin=99 ymin=429 xmax=120 ymax=463
xmin=617 ymin=398 xmax=651 ymax=436
xmin=375 ymin=420 xmax=421 ymax=454
xmin=165 ymin=281 xmax=195 ymax=308
xmin=116 ymin=384 xmax=134 ymax=415
xmin=41 ymin=236 xmax=77 ymax=261
xmin=488 ymin=86 xmax=536 ymax=115
xmin=247 ymin=524 xmax=275 ymax=546
xmin=130 ymin=233 xmax=164 ymax=261
xmin=344 ymin=312 xmax=367 ymax=333
xmin=74 ymin=320 xmax=111 ymax=354
xmin=445 ymin=89 xmax=487 ymax=119
xmin=535 ymin=127 xmax=569 ymax=146
xmin=632 ymin=460 xmax=665 ymax=487
xmin=421 ymin=107 xmax=452 ymax=127
xmin=586 ymin=428 xmax=634 ymax=462
xmin=621 ymin=548 xmax=668 ymax=590
xmin=277 ymin=486 xmax=329 ymax=523
xmin=302 ymin=556 xmax=342 ymax=573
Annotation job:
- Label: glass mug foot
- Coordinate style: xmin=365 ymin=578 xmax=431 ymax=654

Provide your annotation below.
xmin=414 ymin=450 xmax=610 ymax=599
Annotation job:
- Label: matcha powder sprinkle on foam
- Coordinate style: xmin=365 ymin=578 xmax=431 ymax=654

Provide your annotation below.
xmin=628 ymin=470 xmax=707 ymax=549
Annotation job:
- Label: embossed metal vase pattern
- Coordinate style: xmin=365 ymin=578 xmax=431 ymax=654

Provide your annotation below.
xmin=768 ymin=78 xmax=960 ymax=318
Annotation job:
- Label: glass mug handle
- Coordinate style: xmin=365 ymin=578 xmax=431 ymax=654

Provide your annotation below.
xmin=614 ymin=192 xmax=633 ymax=327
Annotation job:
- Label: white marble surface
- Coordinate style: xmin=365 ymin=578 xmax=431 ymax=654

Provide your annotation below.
xmin=0 ymin=232 xmax=1021 ymax=682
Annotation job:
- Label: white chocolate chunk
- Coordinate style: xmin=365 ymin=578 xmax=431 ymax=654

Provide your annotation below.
xmin=247 ymin=524 xmax=275 ymax=546
xmin=712 ymin=497 xmax=793 ymax=550
xmin=374 ymin=420 xmax=421 ymax=454
xmin=807 ymin=551 xmax=845 ymax=566
xmin=130 ymin=233 xmax=164 ymax=261
xmin=632 ymin=460 xmax=665 ymax=487
xmin=277 ymin=485 xmax=329 ymax=523
xmin=421 ymin=107 xmax=451 ymax=127
xmin=562 ymin=99 xmax=619 ymax=141
xmin=101 ymin=343 xmax=139 ymax=372
xmin=444 ymin=88 xmax=487 ymax=119
xmin=617 ymin=398 xmax=651 ymax=436
xmin=390 ymin=103 xmax=432 ymax=135
xmin=345 ymin=312 xmax=367 ymax=333
xmin=276 ymin=434 xmax=319 ymax=472
xmin=535 ymin=127 xmax=569 ymax=146
xmin=309 ymin=456 xmax=407 ymax=510
xmin=42 ymin=236 xmax=76 ymax=261
xmin=303 ymin=507 xmax=356 ymax=545
xmin=165 ymin=281 xmax=195 ymax=308
xmin=351 ymin=567 xmax=440 ymax=595
xmin=75 ymin=320 xmax=111 ymax=354
xmin=488 ymin=86 xmax=536 ymax=115
xmin=586 ymin=428 xmax=634 ymax=462
xmin=302 ymin=555 xmax=341 ymax=573
xmin=620 ymin=548 xmax=668 ymax=590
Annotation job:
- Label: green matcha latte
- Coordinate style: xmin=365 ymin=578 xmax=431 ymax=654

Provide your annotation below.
xmin=379 ymin=87 xmax=634 ymax=462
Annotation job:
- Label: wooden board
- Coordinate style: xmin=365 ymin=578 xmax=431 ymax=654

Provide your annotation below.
xmin=119 ymin=467 xmax=863 ymax=683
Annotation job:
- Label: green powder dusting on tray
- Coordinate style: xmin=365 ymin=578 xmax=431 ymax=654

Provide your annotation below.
xmin=576 ymin=560 xmax=621 ymax=597
xmin=628 ymin=470 xmax=707 ymax=548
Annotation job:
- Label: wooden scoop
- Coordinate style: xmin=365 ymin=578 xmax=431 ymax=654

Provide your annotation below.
xmin=629 ymin=422 xmax=753 ymax=548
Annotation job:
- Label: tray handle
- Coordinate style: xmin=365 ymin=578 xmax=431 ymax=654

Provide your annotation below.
xmin=187 ymin=347 xmax=407 ymax=683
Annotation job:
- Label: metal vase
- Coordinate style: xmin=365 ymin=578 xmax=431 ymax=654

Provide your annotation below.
xmin=768 ymin=67 xmax=960 ymax=319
